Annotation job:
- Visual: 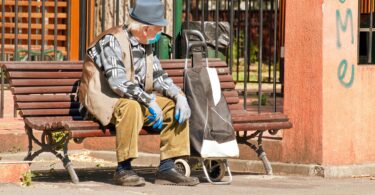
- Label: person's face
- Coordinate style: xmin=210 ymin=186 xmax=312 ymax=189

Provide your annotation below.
xmin=134 ymin=25 xmax=163 ymax=44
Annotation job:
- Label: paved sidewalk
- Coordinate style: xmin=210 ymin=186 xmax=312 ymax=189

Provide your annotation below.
xmin=1 ymin=168 xmax=375 ymax=195
xmin=1 ymin=150 xmax=375 ymax=195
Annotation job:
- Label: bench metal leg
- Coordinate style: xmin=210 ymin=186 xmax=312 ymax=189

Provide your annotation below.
xmin=51 ymin=147 xmax=79 ymax=184
xmin=237 ymin=130 xmax=273 ymax=175
xmin=23 ymin=125 xmax=80 ymax=183
xmin=24 ymin=126 xmax=34 ymax=161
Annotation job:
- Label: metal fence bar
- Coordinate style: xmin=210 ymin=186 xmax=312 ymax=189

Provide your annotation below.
xmin=268 ymin=1 xmax=273 ymax=82
xmin=14 ymin=0 xmax=19 ymax=61
xmin=54 ymin=0 xmax=58 ymax=60
xmin=357 ymin=0 xmax=360 ymax=64
xmin=79 ymin=0 xmax=87 ymax=59
xmin=369 ymin=0 xmax=373 ymax=63
xmin=236 ymin=0 xmax=240 ymax=81
xmin=246 ymin=0 xmax=252 ymax=82
xmin=67 ymin=0 xmax=71 ymax=60
xmin=214 ymin=0 xmax=219 ymax=57
xmin=13 ymin=0 xmax=19 ymax=117
xmin=243 ymin=0 xmax=249 ymax=109
xmin=1 ymin=0 xmax=5 ymax=118
xmin=195 ymin=0 xmax=199 ymax=20
xmin=88 ymin=0 xmax=91 ymax=44
xmin=41 ymin=0 xmax=46 ymax=60
xmin=273 ymin=0 xmax=278 ymax=112
xmin=28 ymin=0 xmax=31 ymax=60
xmin=172 ymin=0 xmax=176 ymax=59
xmin=1 ymin=0 xmax=4 ymax=61
xmin=116 ymin=0 xmax=120 ymax=26
xmin=186 ymin=0 xmax=190 ymax=29
xmin=112 ymin=0 xmax=115 ymax=27
xmin=204 ymin=0 xmax=209 ymax=21
xmin=102 ymin=0 xmax=106 ymax=32
xmin=229 ymin=0 xmax=234 ymax=74
xmin=258 ymin=0 xmax=263 ymax=113
xmin=201 ymin=0 xmax=204 ymax=32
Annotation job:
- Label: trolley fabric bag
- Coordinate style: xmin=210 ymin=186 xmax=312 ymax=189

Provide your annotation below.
xmin=184 ymin=53 xmax=239 ymax=158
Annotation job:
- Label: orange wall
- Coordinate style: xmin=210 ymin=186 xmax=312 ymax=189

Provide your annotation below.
xmin=322 ymin=0 xmax=375 ymax=165
xmin=283 ymin=0 xmax=375 ymax=166
xmin=282 ymin=0 xmax=323 ymax=164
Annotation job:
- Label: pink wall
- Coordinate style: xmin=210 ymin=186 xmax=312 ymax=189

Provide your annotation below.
xmin=282 ymin=0 xmax=324 ymax=164
xmin=283 ymin=0 xmax=375 ymax=165
xmin=322 ymin=0 xmax=375 ymax=165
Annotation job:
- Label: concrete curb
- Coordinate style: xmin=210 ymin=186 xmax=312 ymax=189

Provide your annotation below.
xmin=0 ymin=163 xmax=30 ymax=183
xmin=89 ymin=151 xmax=375 ymax=178
xmin=321 ymin=163 xmax=375 ymax=178
xmin=2 ymin=150 xmax=375 ymax=178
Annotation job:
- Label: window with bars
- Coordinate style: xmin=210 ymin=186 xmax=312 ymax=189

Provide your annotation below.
xmin=359 ymin=0 xmax=375 ymax=64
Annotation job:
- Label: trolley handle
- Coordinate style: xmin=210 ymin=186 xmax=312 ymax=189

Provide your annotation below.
xmin=183 ymin=30 xmax=209 ymax=69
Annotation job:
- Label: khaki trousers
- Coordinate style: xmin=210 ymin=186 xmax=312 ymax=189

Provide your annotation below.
xmin=112 ymin=96 xmax=190 ymax=162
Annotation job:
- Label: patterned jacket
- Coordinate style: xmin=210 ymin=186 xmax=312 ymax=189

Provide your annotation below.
xmin=87 ymin=28 xmax=181 ymax=106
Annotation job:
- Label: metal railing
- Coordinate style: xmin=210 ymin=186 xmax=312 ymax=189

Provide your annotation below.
xmin=359 ymin=0 xmax=375 ymax=64
xmin=93 ymin=0 xmax=284 ymax=113
xmin=184 ymin=0 xmax=283 ymax=113
xmin=0 ymin=0 xmax=72 ymax=117
xmin=0 ymin=0 xmax=284 ymax=117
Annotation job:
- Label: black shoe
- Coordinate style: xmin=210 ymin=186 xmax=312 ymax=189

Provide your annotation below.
xmin=154 ymin=168 xmax=199 ymax=186
xmin=113 ymin=169 xmax=145 ymax=186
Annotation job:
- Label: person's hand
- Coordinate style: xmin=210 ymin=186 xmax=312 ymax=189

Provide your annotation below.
xmin=175 ymin=95 xmax=191 ymax=124
xmin=148 ymin=100 xmax=164 ymax=130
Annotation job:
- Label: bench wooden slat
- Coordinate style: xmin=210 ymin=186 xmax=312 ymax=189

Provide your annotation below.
xmin=228 ymin=103 xmax=245 ymax=111
xmin=17 ymin=102 xmax=80 ymax=109
xmin=4 ymin=64 xmax=83 ymax=70
xmin=11 ymin=86 xmax=78 ymax=94
xmin=7 ymin=72 xmax=82 ymax=79
xmin=20 ymin=109 xmax=80 ymax=117
xmin=232 ymin=112 xmax=289 ymax=123
xmin=24 ymin=116 xmax=83 ymax=130
xmin=58 ymin=120 xmax=103 ymax=130
xmin=233 ymin=121 xmax=293 ymax=131
xmin=10 ymin=79 xmax=80 ymax=86
xmin=2 ymin=61 xmax=82 ymax=66
xmin=223 ymin=90 xmax=239 ymax=97
xmin=225 ymin=97 xmax=239 ymax=104
xmin=15 ymin=95 xmax=75 ymax=102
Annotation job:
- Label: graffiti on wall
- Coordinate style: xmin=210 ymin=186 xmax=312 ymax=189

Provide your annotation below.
xmin=336 ymin=0 xmax=355 ymax=88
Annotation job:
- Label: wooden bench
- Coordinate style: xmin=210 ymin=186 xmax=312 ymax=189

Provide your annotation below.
xmin=2 ymin=59 xmax=292 ymax=183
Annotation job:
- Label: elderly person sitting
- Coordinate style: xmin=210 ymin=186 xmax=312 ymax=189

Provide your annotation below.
xmin=79 ymin=0 xmax=198 ymax=187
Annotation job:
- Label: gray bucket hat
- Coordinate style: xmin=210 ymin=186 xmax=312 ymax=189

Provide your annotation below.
xmin=129 ymin=0 xmax=168 ymax=26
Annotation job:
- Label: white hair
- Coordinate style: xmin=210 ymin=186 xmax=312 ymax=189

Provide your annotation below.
xmin=126 ymin=17 xmax=148 ymax=31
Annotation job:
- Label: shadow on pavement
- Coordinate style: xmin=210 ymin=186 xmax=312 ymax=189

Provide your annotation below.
xmin=31 ymin=167 xmax=260 ymax=185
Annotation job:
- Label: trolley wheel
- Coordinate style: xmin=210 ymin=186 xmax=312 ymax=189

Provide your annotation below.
xmin=205 ymin=160 xmax=226 ymax=182
xmin=174 ymin=158 xmax=191 ymax=177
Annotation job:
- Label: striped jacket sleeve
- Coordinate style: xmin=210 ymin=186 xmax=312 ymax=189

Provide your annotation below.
xmin=87 ymin=34 xmax=154 ymax=105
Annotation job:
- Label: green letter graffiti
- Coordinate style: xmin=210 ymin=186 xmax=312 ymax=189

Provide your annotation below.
xmin=336 ymin=9 xmax=354 ymax=48
xmin=337 ymin=59 xmax=355 ymax=88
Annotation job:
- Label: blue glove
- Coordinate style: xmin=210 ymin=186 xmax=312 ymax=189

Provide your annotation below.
xmin=148 ymin=100 xmax=164 ymax=130
xmin=174 ymin=95 xmax=191 ymax=124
